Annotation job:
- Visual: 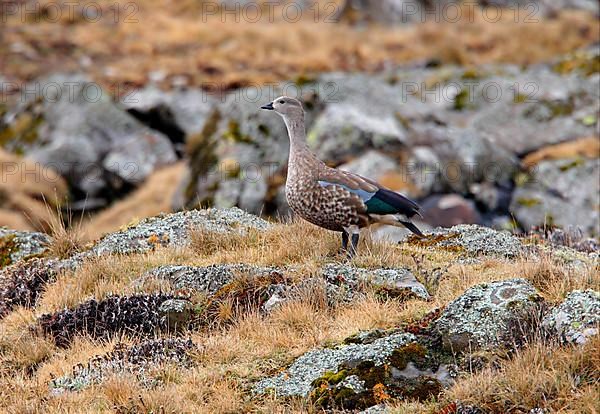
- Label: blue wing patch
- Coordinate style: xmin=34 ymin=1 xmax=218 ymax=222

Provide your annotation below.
xmin=318 ymin=180 xmax=376 ymax=202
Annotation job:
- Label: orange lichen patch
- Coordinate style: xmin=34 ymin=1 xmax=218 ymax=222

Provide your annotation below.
xmin=372 ymin=383 xmax=391 ymax=403
xmin=522 ymin=136 xmax=600 ymax=169
xmin=406 ymin=233 xmax=464 ymax=253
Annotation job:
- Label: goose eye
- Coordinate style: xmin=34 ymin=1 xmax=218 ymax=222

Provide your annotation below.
xmin=279 ymin=100 xmax=285 ymax=104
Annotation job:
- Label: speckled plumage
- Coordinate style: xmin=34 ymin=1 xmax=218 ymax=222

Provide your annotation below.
xmin=261 ymin=96 xmax=422 ymax=255
xmin=286 ymin=150 xmax=368 ymax=232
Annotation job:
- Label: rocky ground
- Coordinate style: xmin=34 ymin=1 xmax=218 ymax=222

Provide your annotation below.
xmin=0 ymin=207 xmax=598 ymax=413
xmin=2 ymin=46 xmax=600 ymax=242
xmin=0 ymin=3 xmax=599 ymax=411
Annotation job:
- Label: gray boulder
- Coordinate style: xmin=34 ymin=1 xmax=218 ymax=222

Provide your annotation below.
xmin=121 ymin=86 xmax=215 ymax=137
xmin=470 ymin=66 xmax=599 ymax=155
xmin=2 ymin=75 xmax=177 ymax=206
xmin=420 ymin=194 xmax=482 ymax=227
xmin=306 ymin=73 xmax=408 ymax=164
xmin=254 ymin=330 xmax=455 ymax=410
xmin=432 ymin=278 xmax=544 ymax=351
xmin=134 ymin=263 xmax=429 ymax=314
xmin=135 ymin=263 xmax=279 ymax=295
xmin=405 ymin=127 xmax=518 ymax=196
xmin=254 ymin=332 xmax=417 ymax=397
xmin=542 ymin=290 xmax=599 ymax=345
xmin=307 ymin=103 xmax=406 ymax=164
xmin=510 ymin=159 xmax=600 ymax=237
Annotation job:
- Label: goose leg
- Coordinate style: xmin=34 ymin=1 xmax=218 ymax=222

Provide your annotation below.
xmin=341 ymin=231 xmax=349 ymax=252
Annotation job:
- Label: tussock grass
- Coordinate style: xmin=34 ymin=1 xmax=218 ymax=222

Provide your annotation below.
xmin=0 ymin=150 xmax=68 ymax=233
xmin=446 ymin=336 xmax=600 ymax=413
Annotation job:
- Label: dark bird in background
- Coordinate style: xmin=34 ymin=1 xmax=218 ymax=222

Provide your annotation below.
xmin=261 ymin=96 xmax=423 ymax=256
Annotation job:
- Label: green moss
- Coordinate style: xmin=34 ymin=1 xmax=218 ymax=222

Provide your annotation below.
xmin=513 ymin=93 xmax=529 ymax=104
xmin=184 ymin=109 xmax=221 ymax=207
xmin=553 ymin=52 xmax=600 ymax=77
xmin=0 ymin=112 xmax=44 ymax=151
xmin=514 ymin=171 xmax=532 ymax=187
xmin=558 ymin=158 xmax=584 ymax=171
xmin=461 ymin=69 xmax=480 ymax=80
xmin=257 ymin=124 xmax=270 ymax=136
xmin=453 ymin=89 xmax=471 ymax=111
xmin=312 ymin=369 xmax=349 ymax=388
xmin=516 ymin=197 xmax=541 ymax=208
xmin=293 ymin=74 xmax=316 ymax=87
xmin=223 ymin=120 xmax=253 ymax=144
xmin=389 ymin=342 xmax=428 ymax=370
xmin=581 ymin=114 xmax=597 ymax=126
xmin=525 ymin=99 xmax=575 ymax=120
xmin=0 ymin=234 xmax=18 ymax=268
xmin=306 ymin=129 xmax=319 ymax=147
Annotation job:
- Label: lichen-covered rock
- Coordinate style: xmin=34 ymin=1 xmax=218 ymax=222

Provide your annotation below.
xmin=254 ymin=332 xmax=416 ymax=397
xmin=38 ymin=294 xmax=176 ymax=347
xmin=254 ymin=331 xmax=454 ymax=410
xmin=0 ymin=227 xmax=51 ymax=267
xmin=404 ymin=224 xmax=523 ymax=257
xmin=432 ymin=279 xmax=544 ymax=351
xmin=136 ymin=263 xmax=429 ymax=316
xmin=88 ymin=208 xmax=270 ymax=256
xmin=321 ymin=264 xmax=430 ymax=301
xmin=542 ymin=290 xmax=600 ymax=345
xmin=50 ymin=338 xmax=197 ymax=393
xmin=158 ymin=299 xmax=194 ymax=329
xmin=0 ymin=258 xmax=57 ymax=317
xmin=135 ymin=263 xmax=278 ymax=295
xmin=510 ymin=159 xmax=600 ymax=237
xmin=3 ymin=74 xmax=177 ymax=208
xmin=470 ymin=65 xmax=599 ymax=155
xmin=307 ymin=102 xmax=406 ymax=165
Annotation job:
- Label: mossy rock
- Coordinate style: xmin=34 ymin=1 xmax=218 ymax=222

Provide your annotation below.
xmin=0 ymin=111 xmax=44 ymax=154
xmin=0 ymin=229 xmax=51 ymax=268
xmin=0 ymin=234 xmax=18 ymax=268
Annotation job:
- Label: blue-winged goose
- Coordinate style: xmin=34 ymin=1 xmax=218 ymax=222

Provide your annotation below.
xmin=261 ymin=96 xmax=423 ymax=256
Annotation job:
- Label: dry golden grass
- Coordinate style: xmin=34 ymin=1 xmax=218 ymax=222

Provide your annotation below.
xmin=2 ymin=2 xmax=598 ymax=91
xmin=0 ymin=149 xmax=68 ymax=232
xmin=522 ymin=136 xmax=600 ymax=169
xmin=446 ymin=335 xmax=600 ymax=413
xmin=0 ymin=218 xmax=598 ymax=413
